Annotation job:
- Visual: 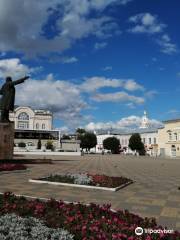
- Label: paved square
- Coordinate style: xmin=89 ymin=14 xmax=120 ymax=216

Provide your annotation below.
xmin=0 ymin=155 xmax=180 ymax=230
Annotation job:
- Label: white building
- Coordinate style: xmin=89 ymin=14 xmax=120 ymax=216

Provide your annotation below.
xmin=9 ymin=106 xmax=59 ymax=148
xmin=94 ymin=111 xmax=160 ymax=156
xmin=9 ymin=106 xmax=52 ymax=131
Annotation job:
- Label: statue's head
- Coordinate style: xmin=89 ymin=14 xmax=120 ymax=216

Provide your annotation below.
xmin=6 ymin=76 xmax=12 ymax=82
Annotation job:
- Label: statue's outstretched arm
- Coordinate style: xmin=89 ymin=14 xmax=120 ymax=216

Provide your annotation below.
xmin=12 ymin=76 xmax=29 ymax=86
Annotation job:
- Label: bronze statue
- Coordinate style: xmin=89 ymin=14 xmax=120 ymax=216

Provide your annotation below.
xmin=0 ymin=76 xmax=29 ymax=122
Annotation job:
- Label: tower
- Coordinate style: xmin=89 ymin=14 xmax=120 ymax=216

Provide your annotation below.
xmin=140 ymin=111 xmax=150 ymax=129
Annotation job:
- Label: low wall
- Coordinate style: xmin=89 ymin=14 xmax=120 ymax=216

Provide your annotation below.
xmin=14 ymin=151 xmax=81 ymax=156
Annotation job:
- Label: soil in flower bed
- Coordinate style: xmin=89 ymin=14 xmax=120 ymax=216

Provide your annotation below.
xmin=38 ymin=173 xmax=133 ymax=188
xmin=0 ymin=163 xmax=27 ymax=172
xmin=0 ymin=192 xmax=179 ymax=240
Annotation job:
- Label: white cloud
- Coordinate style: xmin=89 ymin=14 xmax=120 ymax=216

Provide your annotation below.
xmin=123 ymin=79 xmax=144 ymax=91
xmin=157 ymin=34 xmax=178 ymax=55
xmin=102 ymin=66 xmax=112 ymax=71
xmin=128 ymin=13 xmax=178 ymax=55
xmin=80 ymin=76 xmax=144 ymax=92
xmin=85 ymin=115 xmax=163 ymax=131
xmin=0 ymin=0 xmax=131 ymax=57
xmin=80 ymin=76 xmax=123 ymax=92
xmin=145 ymin=90 xmax=158 ymax=99
xmin=0 ymin=58 xmax=41 ymax=79
xmin=62 ymin=56 xmax=78 ymax=64
xmin=152 ymin=57 xmax=157 ymax=62
xmin=94 ymin=42 xmax=107 ymax=50
xmin=129 ymin=13 xmax=165 ymax=34
xmin=16 ymin=76 xmax=87 ymax=127
xmin=167 ymin=109 xmax=180 ymax=115
xmin=92 ymin=91 xmax=145 ymax=104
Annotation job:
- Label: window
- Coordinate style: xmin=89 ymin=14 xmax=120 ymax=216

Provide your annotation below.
xmin=149 ymin=138 xmax=151 ymax=144
xmin=143 ymin=138 xmax=146 ymax=144
xmin=18 ymin=112 xmax=29 ymax=120
xmin=36 ymin=123 xmax=39 ymax=129
xmin=42 ymin=124 xmax=45 ymax=129
xmin=174 ymin=133 xmax=177 ymax=141
xmin=154 ymin=138 xmax=156 ymax=144
xmin=18 ymin=121 xmax=29 ymax=129
xmin=169 ymin=133 xmax=172 ymax=141
xmin=17 ymin=112 xmax=29 ymax=129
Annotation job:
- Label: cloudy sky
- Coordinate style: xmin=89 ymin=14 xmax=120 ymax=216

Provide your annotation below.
xmin=0 ymin=0 xmax=179 ymax=132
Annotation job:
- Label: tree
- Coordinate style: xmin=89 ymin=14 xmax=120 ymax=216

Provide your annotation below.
xmin=46 ymin=140 xmax=54 ymax=151
xmin=103 ymin=137 xmax=120 ymax=154
xmin=37 ymin=139 xmax=42 ymax=149
xmin=76 ymin=128 xmax=86 ymax=135
xmin=128 ymin=133 xmax=145 ymax=155
xmin=80 ymin=132 xmax=97 ymax=151
xmin=61 ymin=134 xmax=71 ymax=140
xmin=18 ymin=142 xmax=26 ymax=148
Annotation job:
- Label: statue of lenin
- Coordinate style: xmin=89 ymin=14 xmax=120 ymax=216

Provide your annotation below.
xmin=0 ymin=76 xmax=29 ymax=122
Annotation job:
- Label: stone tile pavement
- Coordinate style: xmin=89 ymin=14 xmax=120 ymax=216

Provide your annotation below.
xmin=0 ymin=155 xmax=180 ymax=231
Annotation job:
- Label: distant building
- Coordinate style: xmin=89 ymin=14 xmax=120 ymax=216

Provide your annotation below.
xmin=94 ymin=111 xmax=160 ymax=156
xmin=158 ymin=119 xmax=180 ymax=157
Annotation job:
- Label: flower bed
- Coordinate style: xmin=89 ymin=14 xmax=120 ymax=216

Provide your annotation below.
xmin=31 ymin=173 xmax=133 ymax=191
xmin=0 ymin=213 xmax=73 ymax=239
xmin=0 ymin=163 xmax=27 ymax=172
xmin=0 ymin=192 xmax=179 ymax=240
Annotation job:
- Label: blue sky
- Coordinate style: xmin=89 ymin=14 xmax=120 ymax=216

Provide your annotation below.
xmin=0 ymin=0 xmax=179 ymax=132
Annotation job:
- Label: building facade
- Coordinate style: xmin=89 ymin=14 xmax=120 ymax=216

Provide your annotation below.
xmin=9 ymin=106 xmax=59 ymax=148
xmin=9 ymin=106 xmax=52 ymax=131
xmin=158 ymin=119 xmax=180 ymax=157
xmin=94 ymin=112 xmax=159 ymax=156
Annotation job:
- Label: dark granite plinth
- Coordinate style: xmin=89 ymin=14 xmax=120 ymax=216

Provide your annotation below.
xmin=0 ymin=122 xmax=14 ymax=160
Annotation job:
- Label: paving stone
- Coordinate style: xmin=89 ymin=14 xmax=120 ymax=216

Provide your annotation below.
xmin=0 ymin=154 xmax=179 ymax=230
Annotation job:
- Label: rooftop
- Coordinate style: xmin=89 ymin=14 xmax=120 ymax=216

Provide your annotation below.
xmin=163 ymin=119 xmax=180 ymax=124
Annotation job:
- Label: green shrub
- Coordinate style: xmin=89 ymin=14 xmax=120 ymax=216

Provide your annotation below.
xmin=18 ymin=142 xmax=26 ymax=148
xmin=46 ymin=140 xmax=54 ymax=151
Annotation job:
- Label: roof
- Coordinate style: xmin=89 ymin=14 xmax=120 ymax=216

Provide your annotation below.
xmin=14 ymin=106 xmax=52 ymax=115
xmin=94 ymin=127 xmax=163 ymax=136
xmin=163 ymin=119 xmax=180 ymax=124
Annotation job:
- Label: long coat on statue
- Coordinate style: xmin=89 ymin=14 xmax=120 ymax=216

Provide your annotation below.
xmin=0 ymin=78 xmax=26 ymax=111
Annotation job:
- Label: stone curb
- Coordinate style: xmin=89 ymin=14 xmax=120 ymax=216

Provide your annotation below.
xmin=0 ymin=169 xmax=30 ymax=175
xmin=29 ymin=178 xmax=133 ymax=192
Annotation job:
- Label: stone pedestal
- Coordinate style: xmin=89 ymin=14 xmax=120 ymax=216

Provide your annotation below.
xmin=0 ymin=122 xmax=14 ymax=160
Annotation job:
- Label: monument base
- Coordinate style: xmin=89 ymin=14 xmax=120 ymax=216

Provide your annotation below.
xmin=0 ymin=122 xmax=14 ymax=160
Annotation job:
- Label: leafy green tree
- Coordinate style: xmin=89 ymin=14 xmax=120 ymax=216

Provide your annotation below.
xmin=80 ymin=132 xmax=97 ymax=151
xmin=76 ymin=128 xmax=86 ymax=134
xmin=46 ymin=140 xmax=54 ymax=151
xmin=128 ymin=133 xmax=145 ymax=155
xmin=18 ymin=142 xmax=26 ymax=148
xmin=103 ymin=137 xmax=120 ymax=154
xmin=61 ymin=134 xmax=71 ymax=140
